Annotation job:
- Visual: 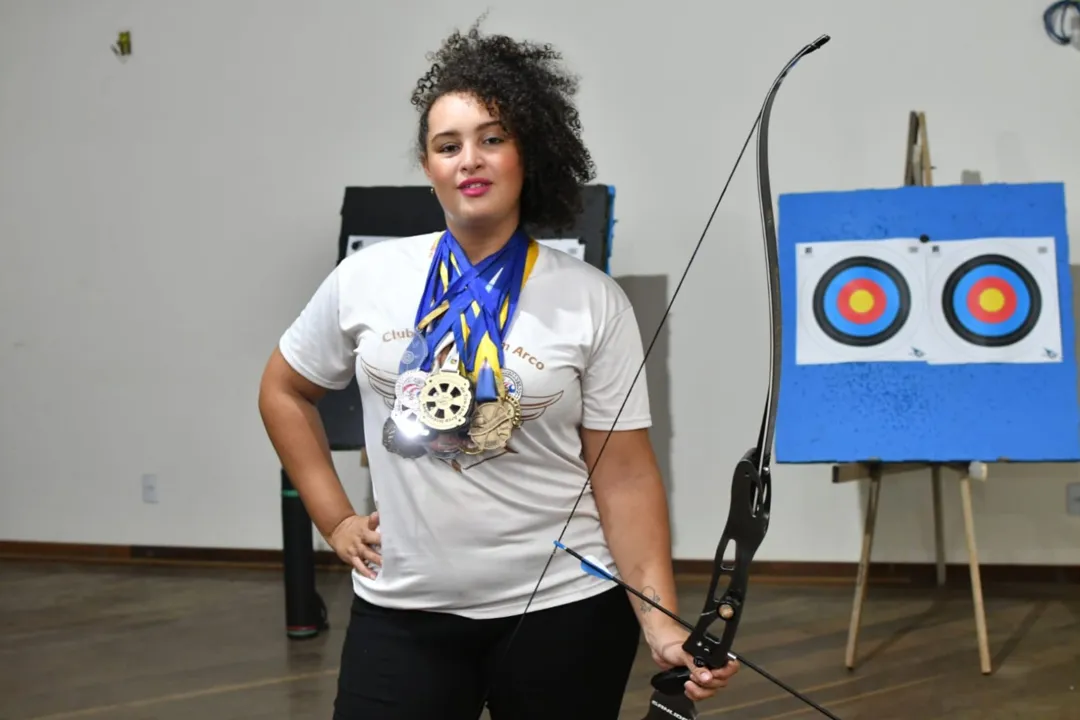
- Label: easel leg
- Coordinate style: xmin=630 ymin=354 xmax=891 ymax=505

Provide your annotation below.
xmin=958 ymin=473 xmax=992 ymax=674
xmin=932 ymin=465 xmax=946 ymax=586
xmin=845 ymin=466 xmax=882 ymax=670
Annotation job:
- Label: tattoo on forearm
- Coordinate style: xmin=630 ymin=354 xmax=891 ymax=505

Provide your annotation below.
xmin=640 ymin=586 xmax=660 ymax=613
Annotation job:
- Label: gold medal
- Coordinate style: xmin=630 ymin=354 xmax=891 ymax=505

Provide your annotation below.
xmin=467 ymin=398 xmax=516 ymax=452
xmin=417 ymin=370 xmax=473 ymax=432
xmin=504 ymin=393 xmax=523 ymax=428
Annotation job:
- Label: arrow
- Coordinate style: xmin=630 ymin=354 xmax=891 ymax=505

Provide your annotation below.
xmin=554 ymin=541 xmax=705 ymax=639
xmin=554 ymin=539 xmax=840 ymax=716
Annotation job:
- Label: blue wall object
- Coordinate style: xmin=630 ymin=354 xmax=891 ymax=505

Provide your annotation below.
xmin=774 ymin=182 xmax=1080 ymax=463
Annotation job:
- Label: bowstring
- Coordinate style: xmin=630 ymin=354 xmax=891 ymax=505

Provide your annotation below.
xmin=475 ymin=107 xmax=764 ymax=715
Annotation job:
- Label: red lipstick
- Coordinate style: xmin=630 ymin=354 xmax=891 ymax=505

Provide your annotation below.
xmin=458 ymin=177 xmax=492 ymax=197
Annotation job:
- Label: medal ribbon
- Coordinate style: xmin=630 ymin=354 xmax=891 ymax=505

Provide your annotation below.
xmin=413 ymin=230 xmax=538 ymax=402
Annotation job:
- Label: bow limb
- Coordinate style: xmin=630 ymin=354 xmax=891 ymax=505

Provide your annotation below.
xmin=476 ymin=33 xmax=834 ymax=720
xmin=754 ymin=33 xmax=831 ymax=475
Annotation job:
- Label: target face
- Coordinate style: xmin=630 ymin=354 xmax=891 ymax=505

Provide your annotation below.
xmin=941 ymin=254 xmax=1040 ymax=347
xmin=924 ymin=236 xmax=1062 ymax=364
xmin=812 ymin=256 xmax=911 ymax=346
xmin=795 ymin=238 xmax=930 ymax=365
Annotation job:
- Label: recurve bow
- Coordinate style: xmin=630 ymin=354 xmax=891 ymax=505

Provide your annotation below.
xmin=482 ymin=33 xmax=838 ymax=720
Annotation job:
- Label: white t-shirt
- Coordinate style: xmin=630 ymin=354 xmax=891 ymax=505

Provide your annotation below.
xmin=278 ymin=231 xmax=652 ymax=619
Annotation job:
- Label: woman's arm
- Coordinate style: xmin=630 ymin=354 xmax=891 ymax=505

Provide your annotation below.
xmin=581 ymin=426 xmax=679 ymax=641
xmin=260 ymin=263 xmax=382 ymax=575
xmin=258 ymin=347 xmax=357 ymax=540
xmin=574 ymin=290 xmax=736 ymax=699
xmin=583 ymin=425 xmax=737 ymax=700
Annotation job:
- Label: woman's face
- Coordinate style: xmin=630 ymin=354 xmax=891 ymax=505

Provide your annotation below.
xmin=422 ymin=91 xmax=524 ymax=234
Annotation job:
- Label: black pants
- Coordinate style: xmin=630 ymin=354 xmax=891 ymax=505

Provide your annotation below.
xmin=332 ymin=586 xmax=641 ymax=719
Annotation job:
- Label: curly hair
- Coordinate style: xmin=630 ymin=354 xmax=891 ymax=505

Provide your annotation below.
xmin=410 ymin=18 xmax=596 ymax=232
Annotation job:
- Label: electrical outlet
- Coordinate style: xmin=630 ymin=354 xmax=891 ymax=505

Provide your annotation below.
xmin=141 ymin=473 xmax=159 ymax=504
xmin=1067 ymin=483 xmax=1080 ymax=516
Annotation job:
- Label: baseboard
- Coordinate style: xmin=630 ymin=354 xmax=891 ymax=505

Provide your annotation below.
xmin=1 ymin=541 xmax=1076 ymax=586
xmin=672 ymin=559 xmax=1080 ymax=586
xmin=0 ymin=540 xmax=347 ymax=570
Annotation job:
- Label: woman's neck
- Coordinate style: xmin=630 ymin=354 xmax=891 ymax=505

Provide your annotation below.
xmin=449 ymin=214 xmax=521 ymax=264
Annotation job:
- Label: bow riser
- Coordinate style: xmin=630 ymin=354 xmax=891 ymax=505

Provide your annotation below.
xmin=649 ymin=449 xmax=770 ymax=694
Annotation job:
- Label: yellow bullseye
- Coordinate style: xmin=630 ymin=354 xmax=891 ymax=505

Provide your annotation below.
xmin=848 ymin=289 xmax=875 ymax=314
xmin=978 ymin=288 xmax=1005 ymax=313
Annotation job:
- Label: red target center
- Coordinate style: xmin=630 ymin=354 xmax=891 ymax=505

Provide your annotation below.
xmin=837 ymin=279 xmax=886 ymax=324
xmin=965 ymin=277 xmax=1016 ymax=323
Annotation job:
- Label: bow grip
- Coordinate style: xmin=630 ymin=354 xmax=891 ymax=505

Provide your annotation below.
xmin=649 ymin=653 xmax=733 ymax=696
xmin=650 ymin=667 xmax=692 ymax=696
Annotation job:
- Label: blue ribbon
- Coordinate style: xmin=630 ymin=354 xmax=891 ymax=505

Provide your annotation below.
xmin=410 ymin=230 xmax=529 ymax=402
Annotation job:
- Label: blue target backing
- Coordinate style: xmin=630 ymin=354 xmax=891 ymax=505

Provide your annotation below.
xmin=775 ymin=182 xmax=1079 ymax=463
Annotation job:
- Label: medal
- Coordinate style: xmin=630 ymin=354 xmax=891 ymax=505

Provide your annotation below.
xmin=381 ymin=416 xmax=395 ymax=451
xmin=459 ymin=436 xmax=485 ymax=455
xmin=417 ymin=370 xmax=474 ymax=432
xmin=501 ymin=368 xmax=523 ymax=401
xmin=400 ymin=228 xmax=540 ymax=461
xmin=428 ymin=431 xmax=463 ymax=459
xmin=505 ymin=393 xmax=523 ymax=428
xmin=381 ymin=412 xmax=428 ymax=459
xmin=383 ymin=400 xmax=430 ymax=459
xmin=390 ymin=402 xmax=427 ymax=437
xmin=398 ymin=331 xmax=427 ymax=372
xmin=394 ymin=369 xmax=428 ymax=409
xmin=466 ymin=398 xmax=516 ymax=452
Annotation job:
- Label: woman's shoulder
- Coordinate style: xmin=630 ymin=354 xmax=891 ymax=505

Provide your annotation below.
xmin=337 ymin=231 xmax=442 ymax=276
xmin=532 ymin=241 xmax=632 ymax=314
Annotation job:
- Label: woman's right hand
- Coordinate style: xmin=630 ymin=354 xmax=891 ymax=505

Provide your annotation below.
xmin=328 ymin=512 xmax=381 ymax=578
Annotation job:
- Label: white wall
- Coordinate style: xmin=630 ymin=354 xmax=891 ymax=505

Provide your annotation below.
xmin=1 ymin=0 xmax=1077 ymax=564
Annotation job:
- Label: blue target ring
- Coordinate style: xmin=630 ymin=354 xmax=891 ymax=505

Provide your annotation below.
xmin=942 ymin=254 xmax=1040 ymax=347
xmin=812 ymin=256 xmax=911 ymax=346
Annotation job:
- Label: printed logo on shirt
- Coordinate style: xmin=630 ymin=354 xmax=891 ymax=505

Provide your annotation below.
xmin=381 ymin=328 xmax=417 ymax=343
xmin=504 ymin=343 xmax=546 ymax=370
xmin=381 ymin=328 xmax=548 ymax=371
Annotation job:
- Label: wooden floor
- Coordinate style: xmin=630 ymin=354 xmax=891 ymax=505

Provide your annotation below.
xmin=2 ymin=561 xmax=1078 ymax=719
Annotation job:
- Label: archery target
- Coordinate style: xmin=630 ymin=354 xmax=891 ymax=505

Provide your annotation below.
xmin=814 ymin=257 xmax=909 ymax=346
xmin=796 ymin=238 xmax=933 ymax=365
xmin=943 ymin=255 xmax=1038 ymax=346
xmin=925 ymin=237 xmax=1062 ymax=364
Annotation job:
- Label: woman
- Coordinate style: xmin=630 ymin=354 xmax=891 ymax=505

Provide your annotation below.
xmin=258 ymin=20 xmax=738 ymax=719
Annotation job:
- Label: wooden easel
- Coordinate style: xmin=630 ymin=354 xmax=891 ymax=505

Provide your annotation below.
xmin=836 ymin=461 xmax=992 ymax=674
xmin=904 ymin=111 xmax=933 ymax=187
xmin=838 ymin=112 xmax=993 ymax=676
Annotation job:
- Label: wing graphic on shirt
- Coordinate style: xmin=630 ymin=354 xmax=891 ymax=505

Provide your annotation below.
xmin=518 ymin=390 xmax=564 ymax=422
xmin=357 ymin=355 xmax=565 ymax=472
xmin=359 ymin=357 xmax=398 ymax=410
